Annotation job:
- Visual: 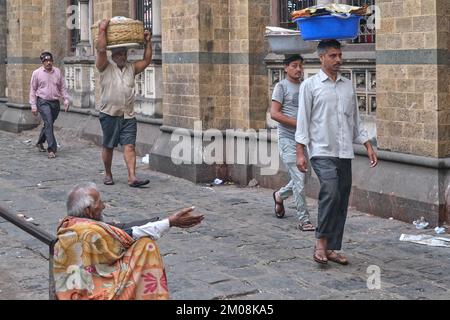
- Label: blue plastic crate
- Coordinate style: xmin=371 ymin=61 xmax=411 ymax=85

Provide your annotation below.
xmin=294 ymin=14 xmax=361 ymax=41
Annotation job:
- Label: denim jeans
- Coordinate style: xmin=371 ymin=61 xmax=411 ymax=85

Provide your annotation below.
xmin=277 ymin=137 xmax=310 ymax=223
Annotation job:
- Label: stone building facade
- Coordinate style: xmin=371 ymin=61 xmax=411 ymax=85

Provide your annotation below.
xmin=0 ymin=0 xmax=449 ymax=226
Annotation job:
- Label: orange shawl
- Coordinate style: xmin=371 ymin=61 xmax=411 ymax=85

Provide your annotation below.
xmin=53 ymin=216 xmax=170 ymax=300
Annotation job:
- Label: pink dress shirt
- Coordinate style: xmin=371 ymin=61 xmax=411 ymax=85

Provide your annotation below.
xmin=29 ymin=66 xmax=70 ymax=111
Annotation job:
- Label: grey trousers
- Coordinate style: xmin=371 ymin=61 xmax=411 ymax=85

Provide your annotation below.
xmin=277 ymin=137 xmax=310 ymax=223
xmin=310 ymin=157 xmax=352 ymax=250
xmin=37 ymin=97 xmax=60 ymax=153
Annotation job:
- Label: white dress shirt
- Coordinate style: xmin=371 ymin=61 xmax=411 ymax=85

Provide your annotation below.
xmin=131 ymin=218 xmax=170 ymax=240
xmin=295 ymin=69 xmax=369 ymax=159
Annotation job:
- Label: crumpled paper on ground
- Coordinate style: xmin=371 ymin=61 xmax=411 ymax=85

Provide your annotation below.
xmin=399 ymin=234 xmax=450 ymax=247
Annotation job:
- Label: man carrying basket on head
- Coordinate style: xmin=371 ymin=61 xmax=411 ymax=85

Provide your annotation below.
xmin=95 ymin=19 xmax=152 ymax=188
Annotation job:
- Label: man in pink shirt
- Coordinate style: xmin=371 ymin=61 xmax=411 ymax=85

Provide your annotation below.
xmin=29 ymin=52 xmax=70 ymax=158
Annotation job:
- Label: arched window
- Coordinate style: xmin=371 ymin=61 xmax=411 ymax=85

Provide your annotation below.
xmin=135 ymin=0 xmax=152 ymax=31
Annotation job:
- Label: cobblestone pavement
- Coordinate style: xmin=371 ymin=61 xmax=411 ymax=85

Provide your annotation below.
xmin=1 ymin=127 xmax=450 ymax=300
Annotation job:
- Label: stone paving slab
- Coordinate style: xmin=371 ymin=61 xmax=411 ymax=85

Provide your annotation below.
xmin=0 ymin=128 xmax=450 ymax=300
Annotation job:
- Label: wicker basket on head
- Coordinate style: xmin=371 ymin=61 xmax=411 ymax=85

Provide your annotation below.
xmin=92 ymin=17 xmax=145 ymax=47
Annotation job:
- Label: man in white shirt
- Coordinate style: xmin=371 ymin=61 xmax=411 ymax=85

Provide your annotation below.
xmin=295 ymin=40 xmax=378 ymax=265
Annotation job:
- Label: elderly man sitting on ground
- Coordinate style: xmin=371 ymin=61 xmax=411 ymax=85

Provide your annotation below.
xmin=53 ymin=182 xmax=204 ymax=300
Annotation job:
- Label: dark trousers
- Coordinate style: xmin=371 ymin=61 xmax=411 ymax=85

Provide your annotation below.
xmin=310 ymin=157 xmax=352 ymax=250
xmin=37 ymin=97 xmax=60 ymax=153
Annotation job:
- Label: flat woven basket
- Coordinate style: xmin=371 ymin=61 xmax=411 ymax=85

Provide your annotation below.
xmin=92 ymin=17 xmax=144 ymax=47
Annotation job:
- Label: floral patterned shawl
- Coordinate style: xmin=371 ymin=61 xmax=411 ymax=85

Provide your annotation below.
xmin=53 ymin=216 xmax=170 ymax=300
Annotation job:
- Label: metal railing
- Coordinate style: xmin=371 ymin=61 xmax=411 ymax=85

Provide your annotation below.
xmin=0 ymin=206 xmax=159 ymax=300
xmin=0 ymin=205 xmax=57 ymax=300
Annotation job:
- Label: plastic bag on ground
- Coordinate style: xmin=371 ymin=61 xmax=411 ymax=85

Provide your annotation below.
xmin=413 ymin=216 xmax=429 ymax=229
xmin=435 ymin=226 xmax=446 ymax=234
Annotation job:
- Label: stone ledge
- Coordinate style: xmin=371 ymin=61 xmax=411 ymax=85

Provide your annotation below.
xmin=0 ymin=102 xmax=39 ymax=133
xmin=354 ymin=144 xmax=450 ymax=169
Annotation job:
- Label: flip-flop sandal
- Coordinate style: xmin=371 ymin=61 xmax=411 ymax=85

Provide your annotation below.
xmin=272 ymin=191 xmax=285 ymax=218
xmin=298 ymin=221 xmax=316 ymax=231
xmin=327 ymin=251 xmax=348 ymax=265
xmin=129 ymin=179 xmax=150 ymax=188
xmin=103 ymin=177 xmax=115 ymax=185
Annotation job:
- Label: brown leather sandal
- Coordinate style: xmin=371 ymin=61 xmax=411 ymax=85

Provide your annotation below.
xmin=272 ymin=191 xmax=285 ymax=218
xmin=313 ymin=246 xmax=328 ymax=264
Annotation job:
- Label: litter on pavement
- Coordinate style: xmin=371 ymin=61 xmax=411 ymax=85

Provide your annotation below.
xmin=413 ymin=216 xmax=429 ymax=229
xmin=435 ymin=226 xmax=446 ymax=234
xmin=142 ymin=154 xmax=150 ymax=164
xmin=399 ymin=234 xmax=450 ymax=247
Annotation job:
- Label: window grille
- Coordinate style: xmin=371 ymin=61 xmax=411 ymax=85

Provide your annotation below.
xmin=350 ymin=69 xmax=377 ymax=115
xmin=348 ymin=0 xmax=376 ymax=44
xmin=280 ymin=0 xmax=315 ymax=29
xmin=135 ymin=0 xmax=152 ymax=31
xmin=135 ymin=73 xmax=144 ymax=97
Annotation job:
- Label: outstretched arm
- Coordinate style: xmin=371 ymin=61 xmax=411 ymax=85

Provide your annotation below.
xmin=96 ymin=19 xmax=110 ymax=72
xmin=128 ymin=207 xmax=204 ymax=240
xmin=134 ymin=30 xmax=152 ymax=75
xmin=168 ymin=207 xmax=204 ymax=228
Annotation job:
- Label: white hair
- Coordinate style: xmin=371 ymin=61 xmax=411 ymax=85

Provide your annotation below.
xmin=66 ymin=182 xmax=98 ymax=217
